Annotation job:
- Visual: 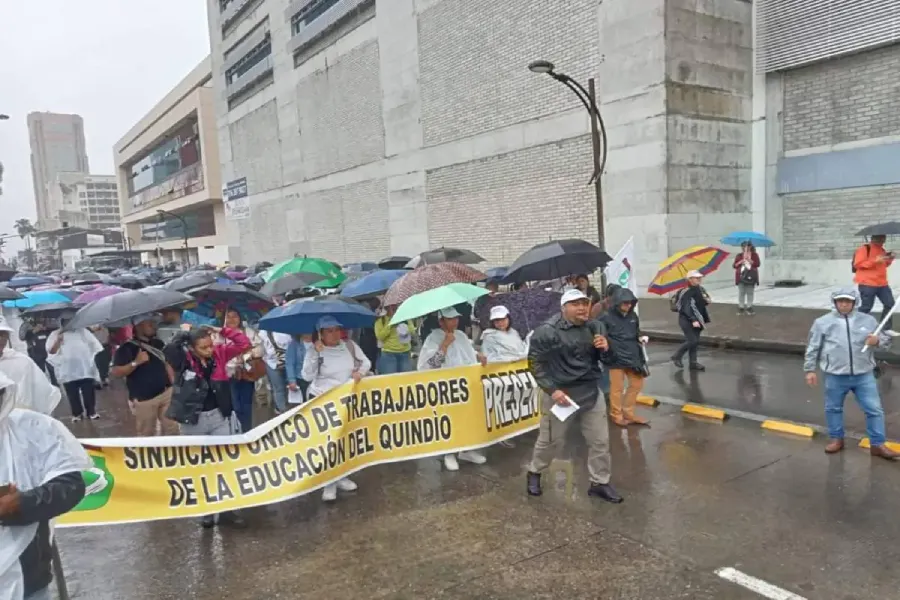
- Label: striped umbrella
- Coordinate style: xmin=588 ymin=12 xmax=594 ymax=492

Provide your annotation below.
xmin=648 ymin=245 xmax=729 ymax=295
xmin=382 ymin=262 xmax=485 ymax=307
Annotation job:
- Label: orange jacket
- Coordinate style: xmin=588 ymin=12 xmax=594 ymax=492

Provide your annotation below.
xmin=853 ymin=243 xmax=894 ymax=287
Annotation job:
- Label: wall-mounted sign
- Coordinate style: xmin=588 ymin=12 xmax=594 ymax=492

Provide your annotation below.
xmin=223 ymin=177 xmax=250 ymax=220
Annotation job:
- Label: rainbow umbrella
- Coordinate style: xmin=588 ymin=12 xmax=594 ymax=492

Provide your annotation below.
xmin=648 ymin=245 xmax=729 ymax=295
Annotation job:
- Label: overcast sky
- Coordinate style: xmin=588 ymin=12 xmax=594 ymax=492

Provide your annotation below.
xmin=0 ymin=1 xmax=211 ymax=253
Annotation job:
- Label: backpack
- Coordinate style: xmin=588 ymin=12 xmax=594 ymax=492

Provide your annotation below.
xmin=851 ymin=244 xmax=870 ymax=274
xmin=669 ymin=289 xmax=686 ymax=312
xmin=740 ymin=267 xmax=757 ymax=285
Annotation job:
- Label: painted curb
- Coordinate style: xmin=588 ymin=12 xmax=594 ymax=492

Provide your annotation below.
xmin=681 ymin=404 xmax=726 ymax=420
xmin=858 ymin=438 xmax=900 ymax=453
xmin=637 ymin=395 xmax=659 ymax=407
xmin=761 ymin=420 xmax=815 ymax=438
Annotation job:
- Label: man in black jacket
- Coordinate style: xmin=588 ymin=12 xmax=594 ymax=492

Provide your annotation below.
xmin=0 ymin=373 xmax=88 ymax=600
xmin=525 ymin=289 xmax=622 ymax=503
xmin=602 ymin=287 xmax=650 ymax=427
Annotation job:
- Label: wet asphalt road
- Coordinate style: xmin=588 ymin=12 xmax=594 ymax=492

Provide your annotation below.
xmin=52 ymin=351 xmax=900 ymax=600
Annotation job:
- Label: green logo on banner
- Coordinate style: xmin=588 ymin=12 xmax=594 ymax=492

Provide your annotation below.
xmin=72 ymin=455 xmax=115 ymax=512
xmin=618 ymin=269 xmax=630 ymax=287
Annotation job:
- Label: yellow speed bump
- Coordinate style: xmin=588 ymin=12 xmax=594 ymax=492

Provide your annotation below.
xmin=761 ymin=420 xmax=814 ymax=438
xmin=637 ymin=395 xmax=659 ymax=407
xmin=858 ymin=438 xmax=900 ymax=453
xmin=681 ymin=404 xmax=726 ymax=420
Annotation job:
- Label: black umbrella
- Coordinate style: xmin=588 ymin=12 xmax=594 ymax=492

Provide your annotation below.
xmin=65 ymin=287 xmax=191 ymax=330
xmin=856 ymin=222 xmax=900 ymax=237
xmin=72 ymin=272 xmax=105 ymax=285
xmin=241 ymin=274 xmax=265 ymax=291
xmin=164 ymin=272 xmax=221 ymax=292
xmin=405 ymin=247 xmax=485 ymax=268
xmin=260 ymin=272 xmax=328 ymax=298
xmin=502 ymin=239 xmax=612 ymax=284
xmin=0 ymin=286 xmax=25 ymax=301
xmin=378 ymin=256 xmax=411 ymax=270
xmin=21 ymin=302 xmax=78 ymax=318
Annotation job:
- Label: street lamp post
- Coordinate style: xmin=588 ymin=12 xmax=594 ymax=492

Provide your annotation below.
xmin=528 ymin=60 xmax=609 ymax=288
xmin=156 ymin=209 xmax=190 ymax=268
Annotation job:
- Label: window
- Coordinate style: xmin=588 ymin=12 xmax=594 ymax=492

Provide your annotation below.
xmin=225 ymin=35 xmax=272 ymax=86
xmin=126 ymin=120 xmax=201 ymax=196
xmin=291 ymin=0 xmax=341 ymax=35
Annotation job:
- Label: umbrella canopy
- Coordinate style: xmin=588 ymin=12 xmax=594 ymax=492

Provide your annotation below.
xmin=263 ymin=256 xmax=346 ymax=288
xmin=109 ymin=273 xmax=150 ymax=289
xmin=342 ymin=262 xmax=379 ymax=274
xmin=74 ymin=285 xmax=128 ymax=306
xmin=502 ymin=239 xmax=612 ymax=284
xmin=258 ymin=296 xmax=376 ymax=335
xmin=378 ymin=256 xmax=411 ymax=270
xmin=242 ymin=274 xmax=265 ymax=291
xmin=648 ymin=245 xmax=729 ymax=295
xmin=164 ymin=271 xmax=230 ymax=293
xmin=383 ymin=262 xmax=486 ymax=307
xmin=250 ymin=261 xmax=273 ymax=274
xmin=340 ymin=269 xmax=407 ymax=300
xmin=390 ymin=283 xmax=488 ymax=325
xmin=0 ymin=287 xmax=25 ymax=302
xmin=260 ymin=271 xmax=329 ymax=298
xmin=405 ymin=247 xmax=485 ymax=269
xmin=472 ymin=287 xmax=562 ymax=333
xmin=225 ymin=270 xmax=249 ymax=281
xmin=856 ymin=221 xmax=900 ymax=237
xmin=21 ymin=302 xmax=78 ymax=318
xmin=72 ymin=272 xmax=105 ymax=285
xmin=484 ymin=266 xmax=509 ymax=283
xmin=3 ymin=290 xmax=74 ymax=309
xmin=65 ymin=287 xmax=192 ymax=330
xmin=188 ymin=282 xmax=274 ymax=323
xmin=7 ymin=275 xmax=52 ymax=289
xmin=720 ymin=231 xmax=775 ymax=248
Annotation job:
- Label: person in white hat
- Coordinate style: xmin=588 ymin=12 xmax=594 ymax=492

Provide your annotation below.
xmin=0 ymin=317 xmax=61 ymax=416
xmin=670 ymin=270 xmax=711 ymax=371
xmin=481 ymin=306 xmax=527 ymax=364
xmin=418 ymin=307 xmax=488 ymax=471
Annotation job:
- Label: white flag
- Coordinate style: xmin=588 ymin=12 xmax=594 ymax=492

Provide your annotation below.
xmin=605 ymin=237 xmax=637 ymax=296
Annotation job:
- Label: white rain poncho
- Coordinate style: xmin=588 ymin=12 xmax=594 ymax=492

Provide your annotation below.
xmin=0 ymin=348 xmax=61 ymax=415
xmin=0 ymin=372 xmax=91 ymax=600
xmin=481 ymin=328 xmax=528 ymax=364
xmin=45 ymin=328 xmax=102 ymax=384
xmin=417 ymin=329 xmax=478 ymax=371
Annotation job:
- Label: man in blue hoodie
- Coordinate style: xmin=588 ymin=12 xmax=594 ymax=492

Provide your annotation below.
xmin=804 ymin=288 xmax=898 ymax=459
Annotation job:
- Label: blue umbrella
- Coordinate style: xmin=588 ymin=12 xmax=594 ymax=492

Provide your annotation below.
xmin=7 ymin=276 xmax=51 ymax=289
xmin=3 ymin=290 xmax=74 ymax=309
xmin=720 ymin=231 xmax=775 ymax=248
xmin=258 ymin=296 xmax=376 ymax=335
xmin=484 ymin=266 xmax=509 ymax=283
xmin=340 ymin=270 xmax=407 ymax=300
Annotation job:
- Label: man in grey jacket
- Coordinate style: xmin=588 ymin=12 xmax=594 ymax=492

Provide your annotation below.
xmin=804 ymin=288 xmax=898 ymax=459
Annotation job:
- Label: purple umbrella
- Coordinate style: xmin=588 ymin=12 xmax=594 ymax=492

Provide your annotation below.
xmin=74 ymin=285 xmax=128 ymax=306
xmin=473 ymin=288 xmax=562 ymax=335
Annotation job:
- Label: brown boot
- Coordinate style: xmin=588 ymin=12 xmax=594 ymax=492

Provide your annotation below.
xmin=611 ymin=416 xmax=629 ymax=428
xmin=824 ymin=438 xmax=844 ymax=454
xmin=870 ymin=445 xmax=900 ymax=460
xmin=624 ymin=414 xmax=650 ymax=426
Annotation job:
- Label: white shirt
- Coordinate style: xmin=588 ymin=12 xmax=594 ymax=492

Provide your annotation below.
xmin=45 ymin=328 xmax=102 ymax=384
xmin=260 ymin=330 xmax=293 ymax=370
xmin=301 ymin=340 xmax=371 ymax=398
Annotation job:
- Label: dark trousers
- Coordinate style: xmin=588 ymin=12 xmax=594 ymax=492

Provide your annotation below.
xmin=29 ymin=354 xmax=58 ymax=386
xmin=94 ymin=344 xmax=112 ymax=381
xmin=63 ymin=378 xmax=97 ymax=418
xmin=673 ymin=317 xmax=701 ymax=364
xmin=230 ymin=380 xmax=256 ymax=433
xmin=858 ymin=284 xmax=895 ymax=331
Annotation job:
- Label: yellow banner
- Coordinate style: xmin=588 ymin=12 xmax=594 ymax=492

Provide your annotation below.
xmin=60 ymin=360 xmax=538 ymax=527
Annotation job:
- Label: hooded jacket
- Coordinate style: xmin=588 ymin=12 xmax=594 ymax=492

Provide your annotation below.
xmin=803 ymin=287 xmax=890 ymax=376
xmin=601 ymin=288 xmax=644 ymax=371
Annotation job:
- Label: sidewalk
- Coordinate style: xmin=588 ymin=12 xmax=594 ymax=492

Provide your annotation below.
xmin=639 ymin=282 xmax=900 ymax=362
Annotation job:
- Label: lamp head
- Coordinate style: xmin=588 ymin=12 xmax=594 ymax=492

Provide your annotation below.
xmin=527 ymin=60 xmax=555 ymax=75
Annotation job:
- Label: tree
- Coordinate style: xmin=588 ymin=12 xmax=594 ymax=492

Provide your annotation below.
xmin=15 ymin=218 xmax=37 ymax=270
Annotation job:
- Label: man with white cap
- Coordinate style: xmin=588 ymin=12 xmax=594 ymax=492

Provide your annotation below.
xmin=670 ymin=270 xmax=711 ymax=371
xmin=525 ymin=288 xmax=622 ymax=503
xmin=418 ymin=307 xmax=487 ymax=471
xmin=0 ymin=316 xmax=61 ymax=416
xmin=0 ymin=370 xmax=91 ymax=600
xmin=804 ymin=287 xmax=898 ymax=459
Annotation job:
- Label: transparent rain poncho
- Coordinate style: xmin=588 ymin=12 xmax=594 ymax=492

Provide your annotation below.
xmin=0 ymin=348 xmax=61 ymax=415
xmin=0 ymin=372 xmax=90 ymax=600
xmin=417 ymin=328 xmax=478 ymax=371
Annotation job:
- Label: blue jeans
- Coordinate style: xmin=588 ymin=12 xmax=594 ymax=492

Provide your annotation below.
xmin=824 ymin=372 xmax=886 ymax=446
xmin=230 ymin=380 xmax=255 ymax=433
xmin=265 ymin=365 xmax=287 ymax=413
xmin=858 ymin=284 xmax=895 ymax=331
xmin=377 ymin=351 xmax=412 ymax=375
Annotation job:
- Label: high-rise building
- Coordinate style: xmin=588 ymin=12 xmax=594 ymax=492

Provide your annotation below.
xmin=27 ymin=112 xmax=90 ymax=230
xmin=44 ymin=173 xmax=120 ymax=231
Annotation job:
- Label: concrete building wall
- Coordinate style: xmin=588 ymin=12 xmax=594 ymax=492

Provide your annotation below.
xmin=28 ymin=112 xmax=90 ymax=229
xmin=227 ymin=100 xmax=283 ymax=192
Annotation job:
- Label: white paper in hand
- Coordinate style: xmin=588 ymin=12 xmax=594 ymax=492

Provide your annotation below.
xmin=550 ymin=397 xmax=579 ymax=422
xmin=288 ymin=388 xmax=305 ymax=405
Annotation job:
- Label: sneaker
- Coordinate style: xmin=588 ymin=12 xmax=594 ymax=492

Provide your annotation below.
xmin=671 ymin=356 xmax=684 ymax=369
xmin=885 ymin=329 xmax=900 ymax=338
xmin=526 ymin=472 xmax=543 ymax=497
xmin=689 ymin=363 xmax=706 ymax=372
xmin=200 ymin=515 xmax=215 ymax=529
xmin=443 ymin=454 xmax=460 ymax=471
xmin=737 ymin=308 xmax=745 ymax=316
xmin=322 ymin=484 xmax=338 ymax=502
xmin=588 ymin=482 xmax=624 ymax=504
xmin=746 ymin=308 xmax=755 ymax=316
xmin=89 ymin=413 xmax=101 ymax=420
xmin=458 ymin=450 xmax=487 ymax=465
xmin=71 ymin=415 xmax=83 ymax=423
xmin=336 ymin=478 xmax=358 ymax=492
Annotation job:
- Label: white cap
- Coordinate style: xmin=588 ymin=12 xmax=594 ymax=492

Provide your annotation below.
xmin=833 ymin=292 xmax=856 ymax=300
xmin=686 ymin=270 xmax=703 ymax=279
xmin=489 ymin=306 xmax=510 ymax=321
xmin=0 ymin=316 xmax=14 ymax=334
xmin=560 ymin=289 xmax=589 ymax=306
xmin=439 ymin=307 xmax=461 ymax=319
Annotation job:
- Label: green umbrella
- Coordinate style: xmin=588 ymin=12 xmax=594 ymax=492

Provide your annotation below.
xmin=390 ymin=283 xmax=488 ymax=325
xmin=263 ymin=256 xmax=347 ymax=288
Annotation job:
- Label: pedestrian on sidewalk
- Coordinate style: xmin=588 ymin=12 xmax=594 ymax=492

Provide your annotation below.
xmin=46 ymin=322 xmax=103 ymax=422
xmin=733 ymin=242 xmax=760 ymax=315
xmin=852 ymin=234 xmax=897 ymax=335
xmin=111 ymin=315 xmax=179 ymax=437
xmin=525 ymin=289 xmax=622 ymax=504
xmin=602 ymin=287 xmax=650 ymax=428
xmin=670 ymin=271 xmax=710 ymax=371
xmin=418 ymin=307 xmax=488 ymax=471
xmin=803 ymin=288 xmax=898 ymax=460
